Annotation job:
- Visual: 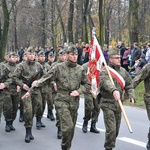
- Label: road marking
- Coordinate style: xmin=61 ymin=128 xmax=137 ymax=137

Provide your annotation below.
xmin=117 ymin=137 xmax=146 ymax=148
xmin=43 ymin=113 xmax=146 ymax=148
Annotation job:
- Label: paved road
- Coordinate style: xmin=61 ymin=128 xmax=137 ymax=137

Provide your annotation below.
xmin=0 ymin=98 xmax=148 ymax=150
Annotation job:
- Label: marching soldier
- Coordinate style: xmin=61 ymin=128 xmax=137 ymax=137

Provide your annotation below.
xmin=133 ymin=63 xmax=150 ymax=150
xmin=11 ymin=48 xmax=43 ymax=143
xmin=82 ymin=62 xmax=100 ymax=134
xmin=100 ymin=48 xmax=135 ymax=150
xmin=22 ymin=45 xmax=91 ymax=150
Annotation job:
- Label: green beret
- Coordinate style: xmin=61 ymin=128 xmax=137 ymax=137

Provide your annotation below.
xmin=108 ymin=48 xmax=120 ymax=56
xmin=58 ymin=49 xmax=66 ymax=55
xmin=9 ymin=52 xmax=18 ymax=57
xmin=48 ymin=52 xmax=54 ymax=57
xmin=38 ymin=51 xmax=45 ymax=56
xmin=67 ymin=45 xmax=78 ymax=54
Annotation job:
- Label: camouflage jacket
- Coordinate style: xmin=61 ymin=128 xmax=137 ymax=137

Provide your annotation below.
xmin=133 ymin=63 xmax=150 ymax=94
xmin=31 ymin=60 xmax=91 ymax=99
xmin=100 ymin=64 xmax=135 ymax=103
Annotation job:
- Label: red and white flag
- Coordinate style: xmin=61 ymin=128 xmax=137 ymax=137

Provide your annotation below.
xmin=88 ymin=35 xmax=125 ymax=98
xmin=87 ymin=36 xmax=105 ymax=98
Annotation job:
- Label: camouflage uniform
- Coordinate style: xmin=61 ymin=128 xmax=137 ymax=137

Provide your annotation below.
xmin=13 ymin=49 xmax=43 ymax=143
xmin=31 ymin=47 xmax=91 ymax=150
xmin=100 ymin=49 xmax=135 ymax=150
xmin=0 ymin=63 xmax=11 ymax=122
xmin=133 ymin=63 xmax=150 ymax=149
xmin=3 ymin=56 xmax=20 ymax=132
xmin=82 ymin=62 xmax=100 ymax=133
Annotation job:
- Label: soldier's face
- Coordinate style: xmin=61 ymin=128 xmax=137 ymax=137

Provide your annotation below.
xmin=9 ymin=56 xmax=16 ymax=63
xmin=59 ymin=54 xmax=66 ymax=62
xmin=48 ymin=57 xmax=55 ymax=62
xmin=109 ymin=55 xmax=121 ymax=66
xmin=67 ymin=53 xmax=78 ymax=63
xmin=38 ymin=55 xmax=45 ymax=62
xmin=27 ymin=52 xmax=35 ymax=61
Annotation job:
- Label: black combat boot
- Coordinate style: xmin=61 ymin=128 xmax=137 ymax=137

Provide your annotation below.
xmin=82 ymin=121 xmax=88 ymax=133
xmin=10 ymin=120 xmax=16 ymax=131
xmin=57 ymin=127 xmax=62 ymax=139
xmin=49 ymin=109 xmax=55 ymax=121
xmin=47 ymin=109 xmax=50 ymax=118
xmin=25 ymin=128 xmax=30 ymax=143
xmin=5 ymin=121 xmax=11 ymax=132
xmin=90 ymin=122 xmax=100 ymax=133
xmin=105 ymin=148 xmax=112 ymax=150
xmin=40 ymin=119 xmax=46 ymax=128
xmin=28 ymin=127 xmax=34 ymax=140
xmin=19 ymin=110 xmax=24 ymax=122
xmin=36 ymin=117 xmax=41 ymax=130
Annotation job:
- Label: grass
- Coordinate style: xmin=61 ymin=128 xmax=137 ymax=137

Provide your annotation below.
xmin=124 ymin=81 xmax=145 ymax=107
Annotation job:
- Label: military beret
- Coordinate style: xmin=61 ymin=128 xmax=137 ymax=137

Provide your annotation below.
xmin=38 ymin=51 xmax=45 ymax=56
xmin=108 ymin=48 xmax=120 ymax=56
xmin=48 ymin=52 xmax=54 ymax=57
xmin=67 ymin=45 xmax=78 ymax=54
xmin=9 ymin=52 xmax=19 ymax=57
xmin=26 ymin=47 xmax=35 ymax=53
xmin=58 ymin=49 xmax=66 ymax=55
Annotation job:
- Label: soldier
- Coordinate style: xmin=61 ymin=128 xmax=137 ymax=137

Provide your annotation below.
xmin=100 ymin=48 xmax=135 ymax=150
xmin=133 ymin=63 xmax=150 ymax=150
xmin=82 ymin=62 xmax=100 ymax=134
xmin=10 ymin=48 xmax=42 ymax=143
xmin=46 ymin=52 xmax=55 ymax=121
xmin=35 ymin=51 xmax=50 ymax=129
xmin=22 ymin=45 xmax=91 ymax=150
xmin=3 ymin=53 xmax=20 ymax=132
xmin=51 ymin=49 xmax=67 ymax=139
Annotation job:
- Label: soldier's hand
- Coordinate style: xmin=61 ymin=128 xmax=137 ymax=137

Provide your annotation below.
xmin=129 ymin=98 xmax=135 ymax=104
xmin=70 ymin=90 xmax=79 ymax=97
xmin=0 ymin=83 xmax=6 ymax=89
xmin=17 ymin=86 xmax=21 ymax=92
xmin=23 ymin=84 xmax=29 ymax=91
xmin=32 ymin=81 xmax=38 ymax=87
xmin=113 ymin=90 xmax=120 ymax=101
xmin=22 ymin=92 xmax=30 ymax=99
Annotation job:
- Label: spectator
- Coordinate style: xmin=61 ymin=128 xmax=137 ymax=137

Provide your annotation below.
xmin=76 ymin=43 xmax=83 ymax=65
xmin=82 ymin=43 xmax=90 ymax=64
xmin=122 ymin=47 xmax=130 ymax=71
xmin=130 ymin=42 xmax=141 ymax=67
xmin=146 ymin=43 xmax=150 ymax=63
xmin=103 ymin=44 xmax=109 ymax=64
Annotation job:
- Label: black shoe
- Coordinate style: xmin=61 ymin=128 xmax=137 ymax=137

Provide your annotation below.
xmin=40 ymin=122 xmax=46 ymax=128
xmin=90 ymin=122 xmax=100 ymax=133
xmin=28 ymin=127 xmax=34 ymax=140
xmin=147 ymin=140 xmax=150 ymax=150
xmin=25 ymin=128 xmax=30 ymax=143
xmin=19 ymin=115 xmax=24 ymax=122
xmin=5 ymin=121 xmax=11 ymax=132
xmin=82 ymin=121 xmax=88 ymax=133
xmin=10 ymin=121 xmax=15 ymax=131
xmin=36 ymin=117 xmax=41 ymax=130
xmin=57 ymin=127 xmax=62 ymax=139
xmin=49 ymin=109 xmax=55 ymax=121
xmin=105 ymin=149 xmax=112 ymax=150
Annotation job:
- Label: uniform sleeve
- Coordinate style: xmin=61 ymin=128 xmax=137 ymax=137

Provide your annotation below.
xmin=133 ymin=65 xmax=149 ymax=88
xmin=124 ymin=70 xmax=135 ymax=99
xmin=77 ymin=68 xmax=91 ymax=95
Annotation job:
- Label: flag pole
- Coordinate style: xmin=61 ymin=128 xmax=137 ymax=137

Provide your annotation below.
xmin=92 ymin=27 xmax=133 ymax=133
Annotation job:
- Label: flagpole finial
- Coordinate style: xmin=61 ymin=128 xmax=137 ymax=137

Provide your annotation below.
xmin=92 ymin=27 xmax=96 ymax=37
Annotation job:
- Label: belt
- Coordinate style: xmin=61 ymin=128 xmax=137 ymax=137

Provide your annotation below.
xmin=58 ymin=90 xmax=71 ymax=95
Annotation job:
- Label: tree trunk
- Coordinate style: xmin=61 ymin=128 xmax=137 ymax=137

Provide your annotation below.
xmin=129 ymin=0 xmax=139 ymax=44
xmin=41 ymin=0 xmax=46 ymax=48
xmin=0 ymin=0 xmax=10 ymax=60
xmin=98 ymin=0 xmax=104 ymax=47
xmin=82 ymin=0 xmax=89 ymax=43
xmin=56 ymin=0 xmax=67 ymax=43
xmin=67 ymin=0 xmax=74 ymax=43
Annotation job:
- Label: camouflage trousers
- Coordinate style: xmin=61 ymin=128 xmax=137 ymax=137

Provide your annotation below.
xmin=0 ymin=90 xmax=4 ymax=122
xmin=47 ymin=89 xmax=54 ymax=110
xmin=54 ymin=94 xmax=79 ymax=150
xmin=21 ymin=90 xmax=39 ymax=128
xmin=83 ymin=93 xmax=101 ymax=123
xmin=101 ymin=101 xmax=122 ymax=149
xmin=3 ymin=91 xmax=20 ymax=121
xmin=36 ymin=91 xmax=47 ymax=118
